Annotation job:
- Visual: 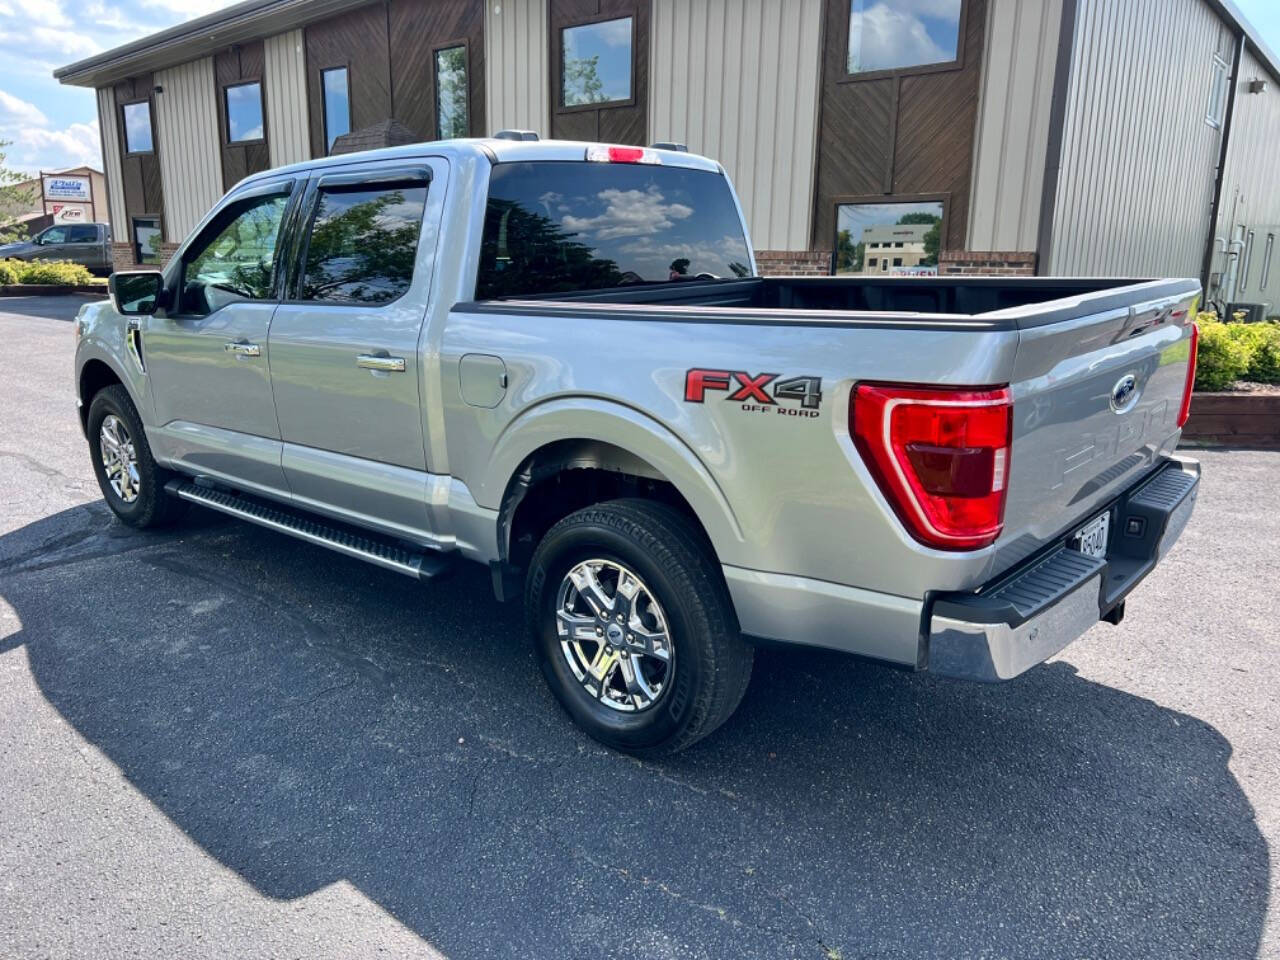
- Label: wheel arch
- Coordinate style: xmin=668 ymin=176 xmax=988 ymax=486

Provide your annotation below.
xmin=77 ymin=356 xmax=127 ymax=433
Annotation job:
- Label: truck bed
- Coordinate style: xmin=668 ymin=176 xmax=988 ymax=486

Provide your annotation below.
xmin=464 ymin=275 xmax=1199 ymax=329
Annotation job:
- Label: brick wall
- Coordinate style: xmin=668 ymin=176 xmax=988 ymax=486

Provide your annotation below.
xmin=755 ymin=249 xmax=832 ymax=276
xmin=939 ymin=251 xmax=1037 ymax=275
xmin=111 ymin=241 xmax=179 ymax=273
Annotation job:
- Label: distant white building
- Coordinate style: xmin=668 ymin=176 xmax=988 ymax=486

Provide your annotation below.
xmin=860 ymin=224 xmax=932 ymax=276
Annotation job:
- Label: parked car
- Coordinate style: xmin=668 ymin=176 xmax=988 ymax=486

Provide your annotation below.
xmin=73 ymin=139 xmax=1201 ymax=754
xmin=1 ymin=222 xmax=112 ymax=275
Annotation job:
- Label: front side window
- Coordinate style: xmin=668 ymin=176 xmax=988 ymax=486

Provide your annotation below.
xmin=225 ymin=81 xmax=265 ymax=143
xmin=133 ymin=217 xmax=161 ymax=264
xmin=181 ymin=192 xmax=289 ymax=315
xmin=38 ymin=226 xmax=69 ymax=245
xmin=322 ymin=67 xmax=351 ymax=153
xmin=477 ymin=161 xmax=753 ymax=299
xmin=1206 ymin=54 xmax=1229 ymax=128
xmin=562 ymin=17 xmax=632 ymax=106
xmin=123 ymin=101 xmax=153 ymax=153
xmin=435 ymin=46 xmax=469 ymax=139
xmin=835 ymin=201 xmax=943 ymax=275
xmin=847 ymin=0 xmax=962 ymax=75
xmin=300 ymin=181 xmax=428 ymax=304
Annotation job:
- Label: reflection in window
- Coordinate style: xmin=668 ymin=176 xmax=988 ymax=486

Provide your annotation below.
xmin=477 ymin=161 xmax=752 ymax=299
xmin=133 ymin=217 xmax=161 ymax=264
xmin=322 ymin=67 xmax=351 ymax=152
xmin=123 ymin=101 xmax=153 ymax=153
xmin=562 ymin=17 xmax=632 ymax=106
xmin=225 ymin=81 xmax=265 ymax=143
xmin=435 ymin=46 xmax=469 ymax=139
xmin=182 ymin=193 xmax=289 ymax=315
xmin=835 ymin=201 xmax=943 ymax=276
xmin=847 ymin=0 xmax=961 ymax=74
xmin=1206 ymin=54 xmax=1229 ymax=128
xmin=301 ymin=182 xmax=427 ymax=304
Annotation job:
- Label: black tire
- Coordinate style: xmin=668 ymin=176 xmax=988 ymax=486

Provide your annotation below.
xmin=86 ymin=384 xmax=186 ymax=529
xmin=526 ymin=498 xmax=752 ymax=755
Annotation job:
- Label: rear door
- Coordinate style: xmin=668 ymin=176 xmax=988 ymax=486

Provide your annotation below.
xmin=143 ymin=177 xmax=300 ymax=495
xmin=268 ymin=158 xmax=445 ymax=541
xmin=994 ymin=284 xmax=1199 ymax=571
xmin=63 ymin=224 xmax=104 ymax=269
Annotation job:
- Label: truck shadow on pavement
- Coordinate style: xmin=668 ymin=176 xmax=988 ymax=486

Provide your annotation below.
xmin=1 ymin=503 xmax=1268 ymax=960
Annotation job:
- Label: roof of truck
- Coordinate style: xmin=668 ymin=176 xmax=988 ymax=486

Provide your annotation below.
xmin=241 ymin=138 xmax=723 ymax=188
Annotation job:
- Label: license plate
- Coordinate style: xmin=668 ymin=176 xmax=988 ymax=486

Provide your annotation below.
xmin=1071 ymin=512 xmax=1111 ymax=559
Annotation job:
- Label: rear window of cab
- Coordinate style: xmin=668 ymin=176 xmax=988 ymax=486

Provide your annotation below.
xmin=476 ymin=160 xmax=752 ymax=300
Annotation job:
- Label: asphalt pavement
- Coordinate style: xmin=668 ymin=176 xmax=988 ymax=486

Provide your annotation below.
xmin=1 ymin=296 xmax=1277 ymax=959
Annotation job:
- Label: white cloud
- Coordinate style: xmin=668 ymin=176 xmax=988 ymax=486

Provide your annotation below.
xmin=562 ymin=186 xmax=693 ymax=241
xmin=0 ymin=89 xmax=49 ymax=128
xmin=0 ymin=87 xmax=99 ymax=175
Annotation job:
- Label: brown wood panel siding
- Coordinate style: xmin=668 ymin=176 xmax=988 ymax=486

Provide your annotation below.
xmin=549 ymin=0 xmax=648 ymax=145
xmin=388 ymin=0 xmax=486 ymax=140
xmin=304 ymin=4 xmax=392 ymax=158
xmin=813 ymin=0 xmax=986 ymax=255
xmin=113 ymin=73 xmax=164 ymax=234
xmin=215 ymin=40 xmax=270 ymax=191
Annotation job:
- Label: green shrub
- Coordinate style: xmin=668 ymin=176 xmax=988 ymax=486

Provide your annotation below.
xmin=0 ymin=260 xmax=18 ymax=285
xmin=1195 ymin=321 xmax=1251 ymax=391
xmin=1242 ymin=323 xmax=1280 ymax=384
xmin=14 ymin=259 xmax=94 ymax=285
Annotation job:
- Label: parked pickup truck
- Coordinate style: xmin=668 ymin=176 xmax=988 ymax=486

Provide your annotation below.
xmin=75 ymin=139 xmax=1201 ymax=754
xmin=1 ymin=222 xmax=112 ymax=274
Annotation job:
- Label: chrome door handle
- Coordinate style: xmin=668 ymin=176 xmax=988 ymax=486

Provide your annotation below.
xmin=224 ymin=341 xmax=261 ymax=357
xmin=356 ymin=354 xmax=406 ymax=372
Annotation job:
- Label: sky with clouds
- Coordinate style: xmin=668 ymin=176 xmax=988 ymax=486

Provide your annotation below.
xmin=0 ymin=0 xmax=1276 ymax=177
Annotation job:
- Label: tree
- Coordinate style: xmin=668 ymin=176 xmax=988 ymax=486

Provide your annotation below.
xmin=896 ymin=211 xmax=942 ymax=267
xmin=564 ymin=55 xmax=607 ymax=106
xmin=896 ymin=212 xmax=939 ymax=226
xmin=835 ymin=228 xmax=864 ymax=273
xmin=0 ymin=141 xmax=36 ymax=245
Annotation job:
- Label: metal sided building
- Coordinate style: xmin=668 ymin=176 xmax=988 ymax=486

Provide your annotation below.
xmin=55 ymin=0 xmax=1280 ymax=311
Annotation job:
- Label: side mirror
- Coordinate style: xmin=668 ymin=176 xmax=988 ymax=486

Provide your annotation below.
xmin=110 ymin=271 xmax=167 ymax=316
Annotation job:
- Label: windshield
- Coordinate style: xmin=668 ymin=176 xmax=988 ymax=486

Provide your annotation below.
xmin=476 ymin=160 xmax=752 ymax=299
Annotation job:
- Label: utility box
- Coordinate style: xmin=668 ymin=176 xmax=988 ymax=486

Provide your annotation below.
xmin=1226 ymin=302 xmax=1271 ymax=324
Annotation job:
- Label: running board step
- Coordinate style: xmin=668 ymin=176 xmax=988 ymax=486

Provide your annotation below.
xmin=166 ymin=480 xmax=453 ymax=581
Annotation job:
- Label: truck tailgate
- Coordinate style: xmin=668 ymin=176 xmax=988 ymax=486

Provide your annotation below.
xmin=993 ymin=286 xmax=1199 ymax=574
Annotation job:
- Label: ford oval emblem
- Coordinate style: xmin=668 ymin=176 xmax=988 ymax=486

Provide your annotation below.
xmin=1110 ymin=374 xmax=1139 ymax=413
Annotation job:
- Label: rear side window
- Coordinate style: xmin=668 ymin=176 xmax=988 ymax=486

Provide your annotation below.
xmin=67 ymin=225 xmax=99 ymax=242
xmin=299 ymin=181 xmax=428 ymax=304
xmin=476 ymin=161 xmax=752 ymax=300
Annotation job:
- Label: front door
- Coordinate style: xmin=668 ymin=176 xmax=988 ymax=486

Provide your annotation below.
xmin=144 ymin=178 xmax=298 ymax=496
xmin=268 ymin=159 xmax=443 ymax=541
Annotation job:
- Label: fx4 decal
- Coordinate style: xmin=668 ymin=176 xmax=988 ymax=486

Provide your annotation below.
xmin=684 ymin=369 xmax=823 ymax=417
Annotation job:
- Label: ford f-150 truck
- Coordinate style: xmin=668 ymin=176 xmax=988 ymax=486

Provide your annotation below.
xmin=75 ymin=138 xmax=1201 ymax=754
xmin=2 ymin=222 xmax=112 ymax=274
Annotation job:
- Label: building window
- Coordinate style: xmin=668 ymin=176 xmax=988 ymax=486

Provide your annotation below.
xmin=300 ymin=180 xmax=428 ymax=304
xmin=561 ymin=17 xmax=632 ymax=106
xmin=435 ymin=45 xmax=469 ymax=139
xmin=847 ymin=0 xmax=962 ymax=76
xmin=132 ymin=217 xmax=161 ymax=264
xmin=122 ymin=101 xmax=153 ymax=154
xmin=224 ymin=81 xmax=265 ymax=143
xmin=1206 ymin=53 xmax=1229 ymax=128
xmin=835 ymin=200 xmax=943 ymax=276
xmin=322 ymin=67 xmax=351 ymax=153
xmin=181 ymin=191 xmax=290 ymax=315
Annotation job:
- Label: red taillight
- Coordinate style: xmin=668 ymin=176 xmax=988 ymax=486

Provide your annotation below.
xmin=1176 ymin=322 xmax=1199 ymax=428
xmin=851 ymin=384 xmax=1013 ymax=550
xmin=584 ymin=145 xmax=660 ymax=164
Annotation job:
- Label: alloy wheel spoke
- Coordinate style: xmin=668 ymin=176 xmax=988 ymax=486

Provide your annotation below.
xmin=556 ymin=609 xmax=598 ymax=641
xmin=569 ymin=564 xmax=614 ymax=618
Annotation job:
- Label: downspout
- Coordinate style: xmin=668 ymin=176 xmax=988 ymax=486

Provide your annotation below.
xmin=1200 ymin=31 xmax=1246 ymax=296
xmin=1034 ymin=0 xmax=1080 ymax=276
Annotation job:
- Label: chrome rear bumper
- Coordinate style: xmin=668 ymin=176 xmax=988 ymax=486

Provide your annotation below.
xmin=926 ymin=457 xmax=1199 ymax=682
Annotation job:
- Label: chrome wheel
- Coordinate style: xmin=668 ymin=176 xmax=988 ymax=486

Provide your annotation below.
xmin=555 ymin=558 xmax=674 ymax=712
xmin=99 ymin=414 xmax=140 ymax=503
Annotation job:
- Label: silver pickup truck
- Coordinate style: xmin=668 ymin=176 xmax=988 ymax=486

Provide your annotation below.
xmin=75 ymin=138 xmax=1201 ymax=754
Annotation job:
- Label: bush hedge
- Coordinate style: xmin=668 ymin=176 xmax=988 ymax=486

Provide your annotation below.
xmin=0 ymin=259 xmax=96 ymax=285
xmin=1194 ymin=312 xmax=1280 ymax=390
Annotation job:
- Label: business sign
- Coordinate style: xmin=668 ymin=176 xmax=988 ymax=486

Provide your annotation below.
xmin=51 ymin=203 xmax=88 ymax=223
xmin=42 ymin=174 xmax=92 ymax=203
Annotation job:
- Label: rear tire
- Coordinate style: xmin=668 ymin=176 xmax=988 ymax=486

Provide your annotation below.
xmin=87 ymin=384 xmax=186 ymax=529
xmin=526 ymin=498 xmax=752 ymax=755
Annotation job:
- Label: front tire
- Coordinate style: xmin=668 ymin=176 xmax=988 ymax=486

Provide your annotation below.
xmin=526 ymin=499 xmax=752 ymax=755
xmin=86 ymin=384 xmax=186 ymax=529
